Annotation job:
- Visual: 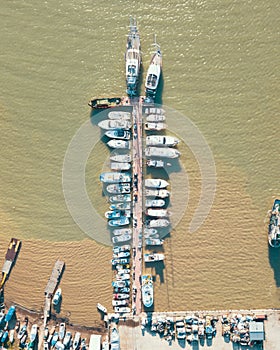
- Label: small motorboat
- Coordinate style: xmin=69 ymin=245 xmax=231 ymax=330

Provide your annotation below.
xmin=145 ymin=122 xmax=167 ymax=131
xmin=105 ymin=210 xmax=131 ymax=219
xmin=145 ymin=178 xmax=169 ymax=188
xmin=114 ymin=306 xmax=131 ymax=313
xmin=73 ymin=332 xmax=81 ymax=350
xmin=145 ymin=147 xmax=180 ymax=158
xmin=145 ymin=189 xmax=170 ymax=198
xmin=113 ymin=244 xmax=131 ymax=253
xmin=98 ymin=119 xmax=132 ymax=130
xmin=106 ymin=183 xmax=131 ymax=194
xmin=88 ymin=97 xmax=122 ymax=109
xmin=145 ymin=37 xmax=162 ymax=100
xmin=113 ymin=228 xmax=132 ymax=236
xmin=112 ymin=300 xmax=128 ymax=307
xmin=112 ymin=280 xmax=130 ymax=288
xmin=146 ymin=114 xmax=165 ymax=122
xmin=107 ymin=140 xmax=131 ymax=149
xmin=110 ymin=202 xmax=131 ymax=211
xmin=147 ymin=219 xmax=170 ymax=228
xmin=110 ymin=153 xmax=132 ymax=163
xmin=52 ymin=288 xmax=62 ymax=306
xmin=146 ymin=208 xmax=169 ymax=217
xmin=146 ymin=159 xmax=171 ymax=168
xmin=146 ymin=135 xmax=179 ymax=147
xmin=113 ymin=293 xmax=130 ymax=300
xmin=108 ymin=217 xmax=130 ymax=227
xmin=111 ymin=162 xmax=131 ymax=171
xmin=144 ymin=253 xmax=165 ymax=262
xmin=109 ymin=194 xmax=131 ymax=203
xmin=145 ymin=199 xmax=165 ymax=207
xmin=100 ymin=172 xmax=131 ymax=183
xmin=58 ymin=323 xmax=66 ymax=340
xmin=105 ymin=129 xmax=131 ymax=140
xmin=108 ymin=111 xmax=131 ymax=120
xmin=112 ymin=234 xmax=131 ymax=244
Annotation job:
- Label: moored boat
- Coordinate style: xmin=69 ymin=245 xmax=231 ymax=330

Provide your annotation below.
xmin=73 ymin=332 xmax=81 ymax=350
xmin=145 ymin=238 xmax=164 ymax=246
xmin=113 ymin=228 xmax=132 ymax=236
xmin=108 ymin=111 xmax=131 ymax=120
xmin=147 ymin=219 xmax=170 ymax=228
xmin=112 ymin=280 xmax=130 ymax=288
xmin=97 ymin=303 xmax=107 ymax=314
xmin=113 ymin=251 xmax=130 ymax=258
xmin=52 ymin=288 xmax=62 ymax=306
xmin=113 ymin=293 xmax=130 ymax=300
xmin=100 ymin=172 xmax=131 ymax=183
xmin=145 ymin=178 xmax=169 ymax=188
xmin=30 ymin=324 xmax=38 ymax=343
xmin=145 ymin=147 xmax=180 ymax=158
xmin=112 ymin=234 xmax=131 ymax=244
xmin=105 ymin=210 xmax=131 ymax=219
xmin=109 ymin=217 xmax=130 ymax=227
xmin=144 ymin=232 xmax=159 ymax=238
xmin=106 ymin=183 xmax=131 ymax=194
xmin=144 ymin=253 xmax=165 ymax=262
xmin=112 ymin=257 xmax=130 ymax=266
xmin=112 ymin=300 xmax=128 ymax=307
xmin=146 ymin=159 xmax=171 ymax=168
xmin=145 ymin=38 xmax=162 ymax=100
xmin=146 ymin=114 xmax=165 ymax=122
xmin=145 ymin=189 xmax=170 ymax=198
xmin=98 ymin=119 xmax=132 ymax=130
xmin=63 ymin=331 xmax=72 ymax=347
xmin=110 ymin=202 xmax=131 ymax=211
xmin=145 ymin=122 xmax=167 ymax=131
xmin=146 ymin=208 xmax=169 ymax=217
xmin=114 ymin=306 xmax=131 ymax=313
xmin=145 ymin=199 xmax=165 ymax=207
xmin=58 ymin=323 xmax=66 ymax=340
xmin=146 ymin=135 xmax=179 ymax=147
xmin=109 ymin=194 xmax=131 ymax=203
xmin=141 ymin=275 xmax=153 ymax=308
xmin=111 ymin=162 xmax=131 ymax=171
xmin=105 ymin=129 xmax=131 ymax=140
xmin=51 ymin=332 xmax=59 ymax=347
xmin=144 ymin=228 xmax=158 ymax=234
xmin=268 ymin=199 xmax=280 ymax=248
xmin=110 ymin=153 xmax=132 ymax=163
xmin=144 ymin=107 xmax=165 ymax=115
xmin=88 ymin=97 xmax=122 ymax=109
xmin=107 ymin=140 xmax=131 ymax=149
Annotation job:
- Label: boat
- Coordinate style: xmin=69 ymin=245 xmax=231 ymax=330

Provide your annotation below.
xmin=115 ymin=267 xmax=130 ymax=273
xmin=145 ymin=189 xmax=170 ymax=198
xmin=100 ymin=172 xmax=131 ymax=183
xmin=144 ymin=228 xmax=158 ymax=234
xmin=110 ymin=326 xmax=120 ymax=345
xmin=176 ymin=320 xmax=186 ymax=340
xmin=17 ymin=325 xmax=27 ymax=340
xmin=98 ymin=119 xmax=132 ymax=130
xmin=105 ymin=210 xmax=131 ymax=219
xmin=1 ymin=331 xmax=8 ymax=344
xmin=113 ymin=251 xmax=130 ymax=258
xmin=88 ymin=97 xmax=122 ymax=109
xmin=145 ymin=199 xmax=165 ymax=207
xmin=145 ymin=37 xmax=162 ymax=99
xmin=146 ymin=159 xmax=171 ymax=168
xmin=141 ymin=275 xmax=153 ymax=308
xmin=43 ymin=327 xmax=49 ymax=341
xmin=106 ymin=183 xmax=131 ymax=194
xmin=112 ymin=257 xmax=130 ymax=266
xmin=112 ymin=299 xmax=128 ymax=307
xmin=108 ymin=217 xmax=130 ymax=227
xmin=147 ymin=219 xmax=170 ymax=228
xmin=20 ymin=333 xmax=27 ymax=346
xmin=144 ymin=107 xmax=165 ymax=115
xmin=145 ymin=146 xmax=180 ymax=158
xmin=146 ymin=208 xmax=169 ymax=217
xmin=55 ymin=341 xmax=65 ymax=350
xmin=145 ymin=122 xmax=167 ymax=131
xmin=73 ymin=332 xmax=81 ymax=350
xmin=108 ymin=111 xmax=131 ymax=120
xmin=97 ymin=303 xmax=107 ymax=314
xmin=4 ymin=305 xmax=16 ymax=322
xmin=63 ymin=331 xmax=72 ymax=347
xmin=113 ymin=228 xmax=132 ymax=236
xmin=144 ymin=232 xmax=159 ymax=238
xmin=110 ymin=153 xmax=132 ymax=163
xmin=30 ymin=324 xmax=38 ymax=343
xmin=107 ymin=140 xmax=131 ymax=149
xmin=109 ymin=194 xmax=131 ymax=203
xmin=43 ymin=341 xmax=49 ymax=350
xmin=112 ymin=280 xmax=130 ymax=288
xmin=268 ymin=199 xmax=280 ymax=248
xmin=110 ymin=203 xmax=131 ymax=211
xmin=146 ymin=135 xmax=179 ymax=147
xmin=114 ymin=306 xmax=131 ymax=313
xmin=80 ymin=338 xmax=87 ymax=350
xmin=145 ymin=238 xmax=164 ymax=246
xmin=105 ymin=129 xmax=131 ymax=140
xmin=111 ymin=162 xmax=131 ymax=171
xmin=58 ymin=323 xmax=66 ymax=340
xmin=116 ymin=272 xmax=130 ymax=280
xmin=102 ymin=339 xmax=109 ymax=350
xmin=144 ymin=253 xmax=165 ymax=262
xmin=145 ymin=178 xmax=169 ymax=188
xmin=51 ymin=332 xmax=59 ymax=347
xmin=146 ymin=114 xmax=165 ymax=122
xmin=113 ymin=244 xmax=131 ymax=253
xmin=113 ymin=293 xmax=130 ymax=300
xmin=112 ymin=234 xmax=131 ymax=244
xmin=125 ymin=17 xmax=141 ymax=96
xmin=113 ymin=287 xmax=130 ymax=293
xmin=52 ymin=288 xmax=62 ymax=306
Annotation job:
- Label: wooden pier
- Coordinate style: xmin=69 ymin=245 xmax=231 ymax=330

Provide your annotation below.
xmin=0 ymin=238 xmax=21 ymax=289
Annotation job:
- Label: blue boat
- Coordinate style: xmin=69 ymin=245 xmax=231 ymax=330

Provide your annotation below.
xmin=4 ymin=305 xmax=16 ymax=322
xmin=1 ymin=330 xmax=8 ymax=344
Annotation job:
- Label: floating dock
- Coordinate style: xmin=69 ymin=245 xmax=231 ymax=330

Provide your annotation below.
xmin=0 ymin=238 xmax=21 ymax=289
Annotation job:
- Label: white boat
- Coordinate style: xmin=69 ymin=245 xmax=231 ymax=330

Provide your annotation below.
xmin=147 ymin=219 xmax=170 ymax=228
xmin=111 ymin=162 xmax=131 ymax=171
xmin=106 ymin=183 xmax=131 ymax=194
xmin=73 ymin=332 xmax=81 ymax=350
xmin=110 ymin=202 xmax=131 ymax=211
xmin=146 ymin=159 xmax=171 ymax=168
xmin=113 ymin=228 xmax=132 ymax=236
xmin=114 ymin=306 xmax=131 ymax=313
xmin=30 ymin=324 xmax=38 ymax=343
xmin=144 ymin=228 xmax=158 ymax=234
xmin=108 ymin=111 xmax=131 ymax=120
xmin=144 ymin=232 xmax=159 ymax=238
xmin=98 ymin=119 xmax=132 ymax=130
xmin=112 ymin=280 xmax=130 ymax=288
xmin=97 ymin=303 xmax=107 ymax=314
xmin=145 ymin=122 xmax=167 ymax=131
xmin=145 ymin=178 xmax=169 ymax=188
xmin=145 ymin=189 xmax=170 ymax=198
xmin=107 ymin=140 xmax=131 ymax=149
xmin=115 ymin=267 xmax=130 ymax=274
xmin=125 ymin=17 xmax=141 ymax=96
xmin=58 ymin=323 xmax=66 ymax=340
xmin=145 ymin=238 xmax=164 ymax=246
xmin=105 ymin=210 xmax=131 ymax=219
xmin=63 ymin=331 xmax=72 ymax=347
xmin=43 ymin=341 xmax=49 ymax=350
xmin=52 ymin=288 xmax=62 ymax=306
xmin=145 ymin=199 xmax=165 ymax=207
xmin=268 ymin=199 xmax=280 ymax=248
xmin=145 ymin=147 xmax=180 ymax=158
xmin=110 ymin=153 xmax=132 ymax=163
xmin=100 ymin=172 xmax=131 ymax=184
xmin=144 ymin=107 xmax=165 ymax=115
xmin=113 ymin=244 xmax=131 ymax=253
xmin=112 ymin=234 xmax=131 ymax=243
xmin=112 ymin=300 xmax=128 ymax=307
xmin=111 ymin=327 xmax=120 ymax=344
xmin=109 ymin=217 xmax=130 ymax=227
xmin=112 ymin=257 xmax=130 ymax=266
xmin=113 ymin=286 xmax=130 ymax=293
xmin=145 ymin=37 xmax=162 ymax=99
xmin=142 ymin=275 xmax=153 ymax=308
xmin=146 ymin=135 xmax=179 ymax=147
xmin=146 ymin=208 xmax=169 ymax=217
xmin=116 ymin=272 xmax=130 ymax=280
xmin=146 ymin=114 xmax=165 ymax=122
xmin=109 ymin=194 xmax=131 ymax=203
xmin=113 ymin=251 xmax=130 ymax=258
xmin=144 ymin=253 xmax=165 ymax=262
xmin=105 ymin=129 xmax=131 ymax=140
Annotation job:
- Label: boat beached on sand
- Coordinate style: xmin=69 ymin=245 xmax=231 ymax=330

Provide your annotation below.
xmin=268 ymin=199 xmax=280 ymax=248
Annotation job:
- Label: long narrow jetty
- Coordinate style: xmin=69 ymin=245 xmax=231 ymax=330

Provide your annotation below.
xmin=1 ymin=238 xmax=21 ymax=289
xmin=131 ymin=98 xmax=143 ymax=316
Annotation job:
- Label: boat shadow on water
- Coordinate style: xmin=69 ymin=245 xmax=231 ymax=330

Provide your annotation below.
xmin=268 ymin=244 xmax=280 ymax=287
xmin=154 ymin=70 xmax=164 ymax=106
xmin=53 ymin=296 xmax=62 ymax=314
xmin=147 ymin=260 xmax=165 ymax=284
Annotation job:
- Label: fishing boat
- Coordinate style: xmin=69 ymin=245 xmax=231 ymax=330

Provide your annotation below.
xmin=268 ymin=199 xmax=280 ymax=248
xmin=145 ymin=238 xmax=164 ymax=246
xmin=144 ymin=107 xmax=165 ymax=115
xmin=110 ymin=153 xmax=132 ymax=163
xmin=146 ymin=159 xmax=171 ymax=168
xmin=100 ymin=172 xmax=131 ymax=183
xmin=52 ymin=288 xmax=62 ymax=306
xmin=145 ymin=37 xmax=162 ymax=99
xmin=97 ymin=303 xmax=107 ymax=314
xmin=110 ymin=202 xmax=131 ymax=211
xmin=146 ymin=114 xmax=165 ymax=122
xmin=144 ymin=253 xmax=165 ymax=262
xmin=107 ymin=140 xmax=131 ymax=149
xmin=73 ymin=332 xmax=81 ymax=350
xmin=112 ymin=234 xmax=131 ymax=244
xmin=109 ymin=194 xmax=131 ymax=203
xmin=108 ymin=111 xmax=131 ymax=120
xmin=146 ymin=208 xmax=169 ymax=217
xmin=141 ymin=275 xmax=153 ymax=308
xmin=111 ymin=162 xmax=131 ymax=171
xmin=106 ymin=183 xmax=131 ymax=194
xmin=112 ymin=300 xmax=128 ymax=307
xmin=146 ymin=135 xmax=179 ymax=147
xmin=98 ymin=119 xmax=132 ymax=130
xmin=108 ymin=217 xmax=130 ymax=227
xmin=145 ymin=147 xmax=180 ymax=158
xmin=145 ymin=122 xmax=167 ymax=131
xmin=58 ymin=323 xmax=65 ymax=340
xmin=145 ymin=189 xmax=170 ymax=198
xmin=114 ymin=306 xmax=131 ymax=313
xmin=147 ymin=219 xmax=170 ymax=228
xmin=112 ymin=280 xmax=130 ymax=288
xmin=88 ymin=97 xmax=122 ymax=109
xmin=105 ymin=129 xmax=131 ymax=140
xmin=30 ymin=324 xmax=38 ymax=343
xmin=105 ymin=210 xmax=131 ymax=219
xmin=125 ymin=17 xmax=141 ymax=96
xmin=145 ymin=199 xmax=165 ymax=207
xmin=145 ymin=178 xmax=169 ymax=188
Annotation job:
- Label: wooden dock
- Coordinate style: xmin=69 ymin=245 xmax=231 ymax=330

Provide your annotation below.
xmin=1 ymin=238 xmax=21 ymax=289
